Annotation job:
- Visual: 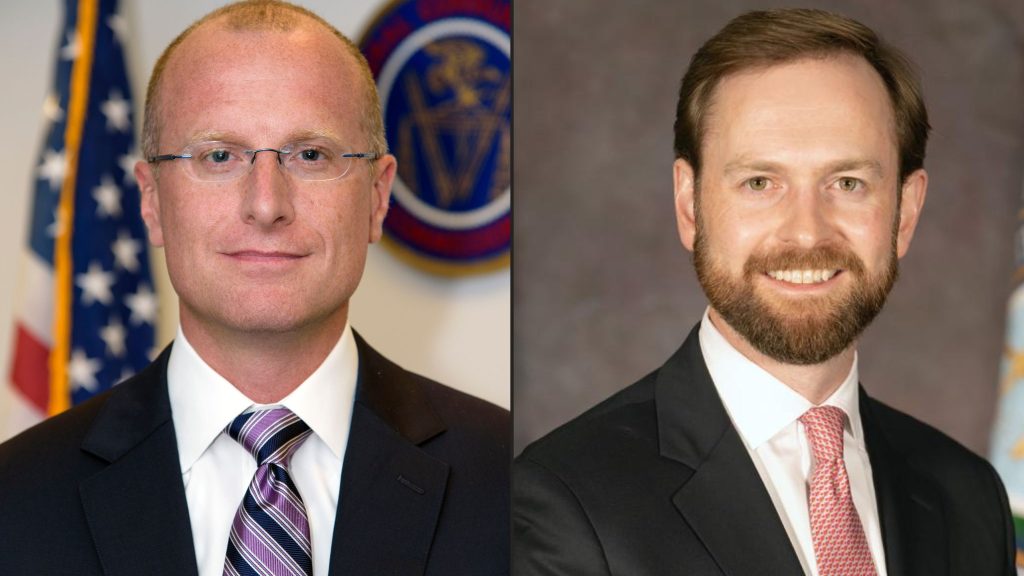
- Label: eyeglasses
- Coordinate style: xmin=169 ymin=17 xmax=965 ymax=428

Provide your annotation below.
xmin=147 ymin=139 xmax=379 ymax=182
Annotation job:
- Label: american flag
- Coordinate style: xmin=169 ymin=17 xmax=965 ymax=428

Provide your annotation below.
xmin=991 ymin=176 xmax=1024 ymax=571
xmin=7 ymin=0 xmax=155 ymax=435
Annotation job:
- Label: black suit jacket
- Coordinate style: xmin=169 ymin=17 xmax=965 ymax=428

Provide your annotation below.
xmin=0 ymin=333 xmax=509 ymax=575
xmin=513 ymin=324 xmax=1014 ymax=575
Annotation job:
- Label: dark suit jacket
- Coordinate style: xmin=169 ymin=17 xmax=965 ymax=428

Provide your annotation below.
xmin=513 ymin=325 xmax=1015 ymax=575
xmin=0 ymin=333 xmax=509 ymax=576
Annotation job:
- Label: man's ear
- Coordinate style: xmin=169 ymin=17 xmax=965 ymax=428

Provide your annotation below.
xmin=368 ymin=154 xmax=396 ymax=243
xmin=896 ymin=168 xmax=927 ymax=259
xmin=674 ymin=158 xmax=698 ymax=252
xmin=135 ymin=160 xmax=165 ymax=247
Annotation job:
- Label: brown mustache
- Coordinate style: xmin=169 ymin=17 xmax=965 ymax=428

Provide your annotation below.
xmin=743 ymin=245 xmax=866 ymax=276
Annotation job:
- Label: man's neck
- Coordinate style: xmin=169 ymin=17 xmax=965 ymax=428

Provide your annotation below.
xmin=179 ymin=309 xmax=349 ymax=404
xmin=707 ymin=308 xmax=855 ymax=405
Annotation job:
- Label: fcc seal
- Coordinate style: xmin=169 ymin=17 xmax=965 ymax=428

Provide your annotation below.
xmin=360 ymin=0 xmax=510 ymax=275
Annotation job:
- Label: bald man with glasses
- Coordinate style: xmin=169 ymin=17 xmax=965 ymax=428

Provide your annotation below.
xmin=0 ymin=2 xmax=508 ymax=575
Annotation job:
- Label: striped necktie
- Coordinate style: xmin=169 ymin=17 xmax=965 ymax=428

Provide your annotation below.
xmin=801 ymin=406 xmax=878 ymax=576
xmin=224 ymin=408 xmax=314 ymax=576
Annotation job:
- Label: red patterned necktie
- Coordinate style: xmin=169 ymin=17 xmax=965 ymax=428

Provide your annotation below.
xmin=224 ymin=408 xmax=313 ymax=576
xmin=800 ymin=406 xmax=878 ymax=576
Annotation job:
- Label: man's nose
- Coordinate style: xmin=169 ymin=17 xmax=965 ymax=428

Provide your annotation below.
xmin=776 ymin=185 xmax=834 ymax=247
xmin=240 ymin=150 xmax=295 ymax=228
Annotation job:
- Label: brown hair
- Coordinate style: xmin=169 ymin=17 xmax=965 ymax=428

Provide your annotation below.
xmin=674 ymin=8 xmax=929 ymax=183
xmin=141 ymin=0 xmax=386 ymax=160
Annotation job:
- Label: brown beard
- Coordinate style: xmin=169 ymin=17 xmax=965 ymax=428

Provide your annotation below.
xmin=693 ymin=228 xmax=898 ymax=365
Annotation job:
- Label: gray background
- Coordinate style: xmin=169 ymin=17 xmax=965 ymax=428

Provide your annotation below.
xmin=514 ymin=0 xmax=1024 ymax=456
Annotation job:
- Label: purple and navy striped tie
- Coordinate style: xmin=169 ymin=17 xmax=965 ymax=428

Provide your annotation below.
xmin=224 ymin=408 xmax=314 ymax=576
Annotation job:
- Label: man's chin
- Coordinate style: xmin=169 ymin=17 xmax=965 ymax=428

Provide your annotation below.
xmin=713 ymin=292 xmax=859 ymax=365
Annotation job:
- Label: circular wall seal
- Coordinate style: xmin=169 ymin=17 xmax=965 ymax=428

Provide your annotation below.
xmin=360 ymin=0 xmax=510 ymax=275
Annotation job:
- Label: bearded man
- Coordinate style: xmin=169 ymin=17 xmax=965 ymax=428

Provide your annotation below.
xmin=512 ymin=9 xmax=1014 ymax=576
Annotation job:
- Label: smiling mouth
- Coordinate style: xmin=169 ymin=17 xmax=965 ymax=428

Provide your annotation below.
xmin=766 ymin=269 xmax=841 ymax=285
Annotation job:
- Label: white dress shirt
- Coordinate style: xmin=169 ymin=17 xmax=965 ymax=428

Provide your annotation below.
xmin=698 ymin=309 xmax=887 ymax=576
xmin=167 ymin=324 xmax=358 ymax=576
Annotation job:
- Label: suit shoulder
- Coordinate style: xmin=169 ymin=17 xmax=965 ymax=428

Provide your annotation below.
xmin=868 ymin=397 xmax=1015 ymax=572
xmin=400 ymin=375 xmax=510 ymax=573
xmin=0 ymin=387 xmax=126 ymax=511
xmin=0 ymin=388 xmax=112 ymax=471
xmin=418 ymin=373 xmax=509 ymax=444
xmin=355 ymin=331 xmax=508 ymax=454
xmin=870 ymin=398 xmax=976 ymax=458
xmin=868 ymin=397 xmax=996 ymax=478
xmin=0 ymin=348 xmax=169 ymax=478
xmin=518 ymin=370 xmax=658 ymax=470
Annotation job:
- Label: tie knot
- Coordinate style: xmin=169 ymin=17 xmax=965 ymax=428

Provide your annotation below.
xmin=227 ymin=407 xmax=311 ymax=467
xmin=800 ymin=405 xmax=847 ymax=462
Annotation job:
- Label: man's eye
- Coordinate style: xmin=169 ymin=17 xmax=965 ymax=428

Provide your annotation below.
xmin=300 ymin=149 xmax=322 ymax=162
xmin=204 ymin=149 xmax=233 ymax=163
xmin=747 ymin=177 xmax=770 ymax=191
xmin=293 ymin=146 xmax=336 ymax=163
xmin=837 ymin=177 xmax=861 ymax=192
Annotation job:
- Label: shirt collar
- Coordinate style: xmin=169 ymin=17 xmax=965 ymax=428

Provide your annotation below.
xmin=167 ymin=323 xmax=358 ymax=473
xmin=276 ymin=324 xmax=357 ymax=460
xmin=698 ymin=307 xmax=862 ymax=450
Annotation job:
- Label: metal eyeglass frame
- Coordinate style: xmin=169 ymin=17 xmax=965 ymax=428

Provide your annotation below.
xmin=147 ymin=146 xmax=379 ymax=182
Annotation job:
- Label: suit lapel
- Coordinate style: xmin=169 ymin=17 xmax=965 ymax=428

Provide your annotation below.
xmin=660 ymin=326 xmax=804 ymax=576
xmin=328 ymin=334 xmax=449 ymax=576
xmin=658 ymin=326 xmax=952 ymax=575
xmin=78 ymin=347 xmax=199 ymax=576
xmin=860 ymin=389 xmax=947 ymax=576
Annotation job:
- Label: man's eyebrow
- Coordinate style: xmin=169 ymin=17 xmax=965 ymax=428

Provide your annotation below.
xmin=823 ymin=159 xmax=884 ymax=177
xmin=722 ymin=158 xmax=885 ymax=177
xmin=722 ymin=158 xmax=784 ymax=175
xmin=183 ymin=128 xmax=343 ymax=145
xmin=185 ymin=130 xmax=236 ymax=145
xmin=286 ymin=128 xmax=342 ymax=142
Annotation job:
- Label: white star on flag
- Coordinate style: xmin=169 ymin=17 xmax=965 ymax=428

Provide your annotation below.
xmin=76 ymin=261 xmax=115 ymax=306
xmin=46 ymin=206 xmax=68 ymax=239
xmin=100 ymin=316 xmax=127 ymax=358
xmin=68 ymin=348 xmax=101 ymax=392
xmin=111 ymin=230 xmax=142 ymax=272
xmin=126 ymin=284 xmax=158 ymax=325
xmin=101 ymin=89 xmax=131 ymax=133
xmin=38 ymin=148 xmax=67 ymax=190
xmin=119 ymin=149 xmax=140 ymax=185
xmin=61 ymin=31 xmax=80 ymax=60
xmin=107 ymin=13 xmax=127 ymax=44
xmin=42 ymin=93 xmax=64 ymax=122
xmin=93 ymin=174 xmax=122 ymax=218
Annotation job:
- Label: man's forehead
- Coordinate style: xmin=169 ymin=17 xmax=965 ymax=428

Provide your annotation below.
xmin=159 ymin=18 xmax=357 ymax=102
xmin=701 ymin=56 xmax=898 ymax=149
xmin=155 ymin=29 xmax=362 ymax=147
xmin=172 ymin=18 xmax=346 ymax=62
xmin=705 ymin=55 xmax=893 ymax=116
